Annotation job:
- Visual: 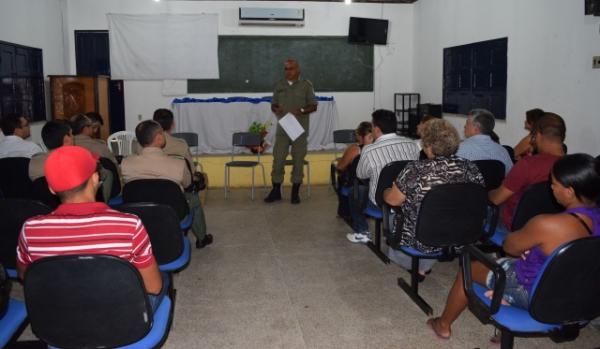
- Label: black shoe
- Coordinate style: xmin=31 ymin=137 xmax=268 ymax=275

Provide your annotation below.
xmin=291 ymin=183 xmax=301 ymax=204
xmin=196 ymin=234 xmax=213 ymax=249
xmin=407 ymin=268 xmax=432 ymax=283
xmin=264 ymin=184 xmax=282 ymax=203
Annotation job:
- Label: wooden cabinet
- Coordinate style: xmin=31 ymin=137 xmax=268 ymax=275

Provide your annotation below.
xmin=49 ymin=75 xmax=111 ymax=140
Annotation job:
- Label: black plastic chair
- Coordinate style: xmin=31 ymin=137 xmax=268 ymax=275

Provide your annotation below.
xmin=502 ymin=145 xmax=516 ymax=164
xmin=224 ymin=132 xmax=266 ymax=200
xmin=473 ymin=160 xmax=505 ymax=192
xmin=172 ymin=132 xmax=204 ymax=172
xmin=463 ymin=236 xmax=600 ymax=349
xmin=487 ymin=181 xmax=563 ymax=246
xmin=31 ymin=177 xmax=61 ymax=209
xmin=116 ymin=203 xmax=190 ymax=272
xmin=0 ymin=157 xmax=33 ymax=199
xmin=361 ymin=160 xmax=411 ymax=264
xmin=330 ymin=129 xmax=356 ymax=190
xmin=395 ymin=183 xmax=488 ymax=315
xmin=122 ymin=179 xmax=192 ymax=230
xmin=0 ymin=199 xmax=52 ymax=278
xmin=24 ymin=254 xmax=173 ymax=349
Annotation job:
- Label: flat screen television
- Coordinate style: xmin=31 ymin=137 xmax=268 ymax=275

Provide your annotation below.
xmin=348 ymin=17 xmax=388 ymax=45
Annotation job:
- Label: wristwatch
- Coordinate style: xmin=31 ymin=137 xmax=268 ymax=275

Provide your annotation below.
xmin=300 ymin=107 xmax=305 ymax=114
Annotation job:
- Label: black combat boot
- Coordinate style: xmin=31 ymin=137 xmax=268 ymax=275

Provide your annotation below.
xmin=264 ymin=182 xmax=282 ymax=203
xmin=291 ymin=183 xmax=301 ymax=204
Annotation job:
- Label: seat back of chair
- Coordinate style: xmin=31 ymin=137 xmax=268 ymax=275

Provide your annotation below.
xmin=116 ymin=203 xmax=184 ymax=265
xmin=503 ymin=145 xmax=515 ymax=163
xmin=31 ymin=177 xmax=60 ymax=209
xmin=99 ymin=157 xmax=121 ymax=198
xmin=0 ymin=263 xmax=9 ymax=317
xmin=333 ymin=129 xmax=356 ymax=144
xmin=172 ymin=132 xmax=199 ymax=148
xmin=0 ymin=157 xmax=33 ymax=199
xmin=473 ymin=160 xmax=505 ymax=191
xmin=107 ymin=131 xmax=135 ymax=156
xmin=416 ymin=183 xmax=488 ymax=248
xmin=123 ymin=179 xmax=190 ymax=221
xmin=529 ymin=236 xmax=600 ymax=325
xmin=232 ymin=132 xmax=261 ymax=147
xmin=375 ymin=160 xmax=411 ymax=207
xmin=24 ymin=255 xmax=152 ymax=349
xmin=511 ymin=181 xmax=563 ymax=231
xmin=0 ymin=199 xmax=52 ymax=269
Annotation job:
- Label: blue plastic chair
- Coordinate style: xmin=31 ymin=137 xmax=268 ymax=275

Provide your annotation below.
xmin=0 ymin=298 xmax=27 ymax=348
xmin=24 ymin=255 xmax=174 ymax=349
xmin=394 ymin=183 xmax=488 ymax=316
xmin=116 ymin=203 xmax=191 ymax=273
xmin=463 ymin=236 xmax=600 ymax=349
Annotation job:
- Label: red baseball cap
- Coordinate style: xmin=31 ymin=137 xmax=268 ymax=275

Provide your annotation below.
xmin=44 ymin=146 xmax=100 ymax=193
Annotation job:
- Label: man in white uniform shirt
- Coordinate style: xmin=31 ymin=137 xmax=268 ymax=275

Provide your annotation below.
xmin=347 ymin=109 xmax=420 ymax=243
xmin=0 ymin=114 xmax=42 ymax=159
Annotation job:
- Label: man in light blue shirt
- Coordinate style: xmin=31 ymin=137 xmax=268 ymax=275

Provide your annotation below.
xmin=456 ymin=109 xmax=513 ymax=174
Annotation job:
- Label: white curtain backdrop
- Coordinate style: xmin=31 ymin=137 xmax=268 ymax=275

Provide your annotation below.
xmin=107 ymin=13 xmax=219 ymax=80
xmin=172 ymin=97 xmax=339 ymax=154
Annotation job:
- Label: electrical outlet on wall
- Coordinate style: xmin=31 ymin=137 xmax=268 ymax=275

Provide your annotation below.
xmin=594 ymin=56 xmax=600 ymax=69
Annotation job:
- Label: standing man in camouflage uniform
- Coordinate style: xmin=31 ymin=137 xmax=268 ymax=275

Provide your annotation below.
xmin=264 ymin=59 xmax=318 ymax=204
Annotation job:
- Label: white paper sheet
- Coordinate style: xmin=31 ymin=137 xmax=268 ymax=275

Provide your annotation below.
xmin=278 ymin=113 xmax=305 ymax=141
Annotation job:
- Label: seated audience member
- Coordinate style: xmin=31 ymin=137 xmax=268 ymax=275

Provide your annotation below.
xmin=70 ymin=113 xmax=118 ymax=166
xmin=16 ymin=146 xmax=166 ymax=309
xmin=335 ymin=121 xmax=373 ymax=221
xmin=428 ymin=153 xmax=600 ymax=339
xmin=153 ymin=108 xmax=205 ymax=191
xmin=456 ymin=109 xmax=513 ymax=174
xmin=85 ymin=111 xmax=104 ymax=140
xmin=489 ymin=113 xmax=566 ymax=241
xmin=513 ymin=108 xmax=544 ymax=160
xmin=0 ymin=114 xmax=42 ymax=159
xmin=384 ymin=119 xmax=484 ymax=274
xmin=152 ymin=109 xmax=194 ymax=170
xmin=121 ymin=120 xmax=213 ymax=249
xmin=29 ymin=120 xmax=73 ymax=181
xmin=416 ymin=115 xmax=437 ymax=160
xmin=347 ymin=109 xmax=420 ymax=243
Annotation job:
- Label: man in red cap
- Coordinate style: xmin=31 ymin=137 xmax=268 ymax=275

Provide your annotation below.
xmin=16 ymin=146 xmax=165 ymax=307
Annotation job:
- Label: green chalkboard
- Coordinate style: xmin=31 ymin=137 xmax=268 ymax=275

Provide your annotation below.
xmin=188 ymin=36 xmax=373 ymax=93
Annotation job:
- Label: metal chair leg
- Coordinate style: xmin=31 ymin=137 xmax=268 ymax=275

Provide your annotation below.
xmin=260 ymin=164 xmax=267 ymax=191
xmin=251 ymin=168 xmax=255 ymax=200
xmin=500 ymin=330 xmax=514 ymax=349
xmin=397 ymin=256 xmax=433 ymax=316
xmin=306 ymin=162 xmax=311 ymax=197
xmin=224 ymin=166 xmax=228 ymax=199
xmin=367 ymin=219 xmax=390 ymax=264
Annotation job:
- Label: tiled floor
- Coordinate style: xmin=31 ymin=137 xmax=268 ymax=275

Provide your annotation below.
xmin=12 ymin=186 xmax=600 ymax=348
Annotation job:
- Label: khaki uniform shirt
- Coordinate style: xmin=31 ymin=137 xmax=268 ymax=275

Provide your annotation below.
xmin=74 ymin=134 xmax=118 ymax=166
xmin=28 ymin=152 xmax=50 ymax=181
xmin=272 ymin=78 xmax=317 ymax=131
xmin=121 ymin=147 xmax=191 ymax=190
xmin=163 ymin=133 xmax=194 ymax=171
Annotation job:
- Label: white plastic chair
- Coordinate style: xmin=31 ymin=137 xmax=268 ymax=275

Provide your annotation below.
xmin=107 ymin=131 xmax=136 ymax=157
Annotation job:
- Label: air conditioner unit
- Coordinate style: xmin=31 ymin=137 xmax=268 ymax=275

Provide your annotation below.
xmin=239 ymin=7 xmax=305 ymax=27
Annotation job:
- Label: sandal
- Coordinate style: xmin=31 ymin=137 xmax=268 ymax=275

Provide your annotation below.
xmin=426 ymin=317 xmax=451 ymax=340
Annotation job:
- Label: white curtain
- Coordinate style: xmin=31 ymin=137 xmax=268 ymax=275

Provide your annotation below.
xmin=107 ymin=13 xmax=219 ymax=80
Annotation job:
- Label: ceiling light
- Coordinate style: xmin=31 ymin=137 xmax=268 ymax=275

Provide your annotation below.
xmin=345 ymin=0 xmax=352 ymax=4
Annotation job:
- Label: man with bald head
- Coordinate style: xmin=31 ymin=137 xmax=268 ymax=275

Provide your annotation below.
xmin=265 ymin=59 xmax=318 ymax=204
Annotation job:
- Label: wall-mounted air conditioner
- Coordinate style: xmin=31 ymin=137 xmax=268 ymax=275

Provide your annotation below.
xmin=239 ymin=7 xmax=305 ymax=26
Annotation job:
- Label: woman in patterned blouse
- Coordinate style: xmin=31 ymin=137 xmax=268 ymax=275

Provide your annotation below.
xmin=384 ymin=118 xmax=484 ymax=276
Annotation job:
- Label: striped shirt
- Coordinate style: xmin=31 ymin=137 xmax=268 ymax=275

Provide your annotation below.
xmin=356 ymin=133 xmax=420 ymax=204
xmin=17 ymin=202 xmax=155 ymax=272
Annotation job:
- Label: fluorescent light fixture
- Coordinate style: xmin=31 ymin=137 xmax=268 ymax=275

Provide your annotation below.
xmin=345 ymin=0 xmax=352 ymax=4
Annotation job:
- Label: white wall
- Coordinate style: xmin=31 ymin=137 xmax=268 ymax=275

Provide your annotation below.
xmin=413 ymin=0 xmax=600 ymax=155
xmin=0 ymin=0 xmax=67 ymax=143
xmin=63 ymin=0 xmax=414 ymax=131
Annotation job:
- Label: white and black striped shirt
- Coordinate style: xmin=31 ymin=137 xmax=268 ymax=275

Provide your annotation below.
xmin=356 ymin=133 xmax=420 ymax=204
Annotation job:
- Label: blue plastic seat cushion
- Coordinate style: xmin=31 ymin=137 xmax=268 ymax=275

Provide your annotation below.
xmin=0 ymin=299 xmax=27 ymax=348
xmin=399 ymin=246 xmax=443 ymax=258
xmin=472 ymin=283 xmax=560 ymax=333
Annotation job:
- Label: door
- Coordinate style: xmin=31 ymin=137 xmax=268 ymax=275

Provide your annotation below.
xmin=75 ymin=30 xmax=125 ymax=133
